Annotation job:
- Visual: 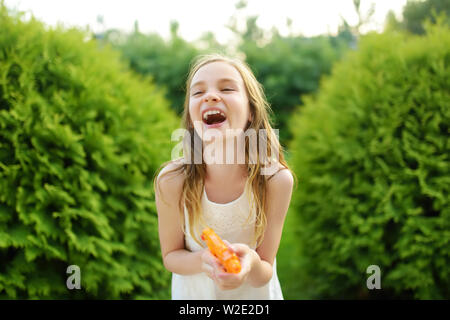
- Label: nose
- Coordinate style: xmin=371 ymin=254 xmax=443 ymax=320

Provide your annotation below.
xmin=204 ymin=91 xmax=221 ymax=103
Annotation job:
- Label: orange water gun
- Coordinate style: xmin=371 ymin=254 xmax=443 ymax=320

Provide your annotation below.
xmin=201 ymin=227 xmax=242 ymax=274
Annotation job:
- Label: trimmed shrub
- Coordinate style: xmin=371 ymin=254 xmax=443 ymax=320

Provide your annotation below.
xmin=286 ymin=24 xmax=450 ymax=299
xmin=0 ymin=5 xmax=178 ymax=299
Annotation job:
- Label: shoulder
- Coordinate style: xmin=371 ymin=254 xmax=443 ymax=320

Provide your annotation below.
xmin=155 ymin=158 xmax=185 ymax=198
xmin=266 ymin=164 xmax=294 ymax=191
xmin=265 ymin=165 xmax=294 ymax=208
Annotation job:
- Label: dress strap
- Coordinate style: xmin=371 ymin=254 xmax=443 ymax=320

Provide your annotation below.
xmin=267 ymin=167 xmax=288 ymax=181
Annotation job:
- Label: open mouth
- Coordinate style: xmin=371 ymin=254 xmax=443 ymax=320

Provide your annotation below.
xmin=202 ymin=110 xmax=227 ymax=125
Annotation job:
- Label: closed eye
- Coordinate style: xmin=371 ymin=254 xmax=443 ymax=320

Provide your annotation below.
xmin=192 ymin=88 xmax=234 ymax=96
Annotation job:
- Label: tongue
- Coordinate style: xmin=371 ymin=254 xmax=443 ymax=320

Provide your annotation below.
xmin=206 ymin=113 xmax=226 ymax=125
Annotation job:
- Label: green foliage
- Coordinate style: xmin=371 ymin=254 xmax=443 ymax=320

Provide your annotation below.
xmin=387 ymin=0 xmax=450 ymax=34
xmin=240 ymin=32 xmax=348 ymax=145
xmin=0 ymin=4 xmax=178 ymax=299
xmin=286 ymin=24 xmax=450 ymax=299
xmin=403 ymin=0 xmax=450 ymax=34
xmin=102 ymin=24 xmax=226 ymax=117
xmin=223 ymin=2 xmax=354 ymax=147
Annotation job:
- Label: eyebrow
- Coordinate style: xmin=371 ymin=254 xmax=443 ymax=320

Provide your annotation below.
xmin=190 ymin=78 xmax=239 ymax=90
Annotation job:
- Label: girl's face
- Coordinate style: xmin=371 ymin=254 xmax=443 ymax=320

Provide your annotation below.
xmin=189 ymin=61 xmax=252 ymax=141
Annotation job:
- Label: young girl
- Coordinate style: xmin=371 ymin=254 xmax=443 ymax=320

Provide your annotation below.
xmin=154 ymin=53 xmax=296 ymax=300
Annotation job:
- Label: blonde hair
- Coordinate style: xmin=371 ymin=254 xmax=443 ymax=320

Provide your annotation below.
xmin=154 ymin=53 xmax=297 ymax=248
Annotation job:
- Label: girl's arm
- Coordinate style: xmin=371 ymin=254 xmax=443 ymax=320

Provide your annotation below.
xmin=155 ymin=161 xmax=204 ymax=275
xmin=249 ymin=167 xmax=294 ymax=287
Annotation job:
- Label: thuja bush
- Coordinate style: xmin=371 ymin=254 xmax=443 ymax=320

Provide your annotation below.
xmin=0 ymin=5 xmax=179 ymax=299
xmin=287 ymin=24 xmax=449 ymax=299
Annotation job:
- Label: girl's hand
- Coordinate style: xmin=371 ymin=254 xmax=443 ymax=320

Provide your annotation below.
xmin=201 ymin=240 xmax=258 ymax=291
xmin=201 ymin=247 xmax=225 ymax=279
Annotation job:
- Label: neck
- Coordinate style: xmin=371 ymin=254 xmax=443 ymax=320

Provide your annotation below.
xmin=202 ymin=134 xmax=248 ymax=184
xmin=204 ymin=163 xmax=248 ymax=185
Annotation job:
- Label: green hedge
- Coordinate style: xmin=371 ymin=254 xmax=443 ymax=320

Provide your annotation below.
xmin=0 ymin=5 xmax=178 ymax=299
xmin=286 ymin=24 xmax=450 ymax=299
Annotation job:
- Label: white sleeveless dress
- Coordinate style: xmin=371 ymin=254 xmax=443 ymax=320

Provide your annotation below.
xmin=171 ymin=179 xmax=284 ymax=300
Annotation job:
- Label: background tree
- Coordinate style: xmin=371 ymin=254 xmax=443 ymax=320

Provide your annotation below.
xmin=225 ymin=1 xmax=351 ymax=146
xmin=101 ymin=22 xmax=211 ymax=116
xmin=385 ymin=0 xmax=450 ymax=34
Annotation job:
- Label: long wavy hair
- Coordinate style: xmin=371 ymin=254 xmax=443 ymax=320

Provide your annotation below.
xmin=154 ymin=53 xmax=297 ymax=248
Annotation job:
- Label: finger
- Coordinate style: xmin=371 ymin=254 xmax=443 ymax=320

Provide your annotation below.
xmin=203 ymin=251 xmax=228 ymax=276
xmin=211 ymin=257 xmax=225 ymax=272
xmin=217 ymin=272 xmax=235 ymax=282
xmin=223 ymin=239 xmax=233 ymax=250
xmin=219 ymin=270 xmax=247 ymax=286
xmin=223 ymin=240 xmax=242 ymax=257
xmin=227 ymin=243 xmax=249 ymax=257
xmin=223 ymin=240 xmax=242 ymax=254
xmin=235 ymin=243 xmax=250 ymax=253
xmin=201 ymin=263 xmax=214 ymax=279
xmin=202 ymin=249 xmax=221 ymax=267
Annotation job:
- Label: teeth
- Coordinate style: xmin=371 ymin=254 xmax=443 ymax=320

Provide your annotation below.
xmin=203 ymin=110 xmax=226 ymax=120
